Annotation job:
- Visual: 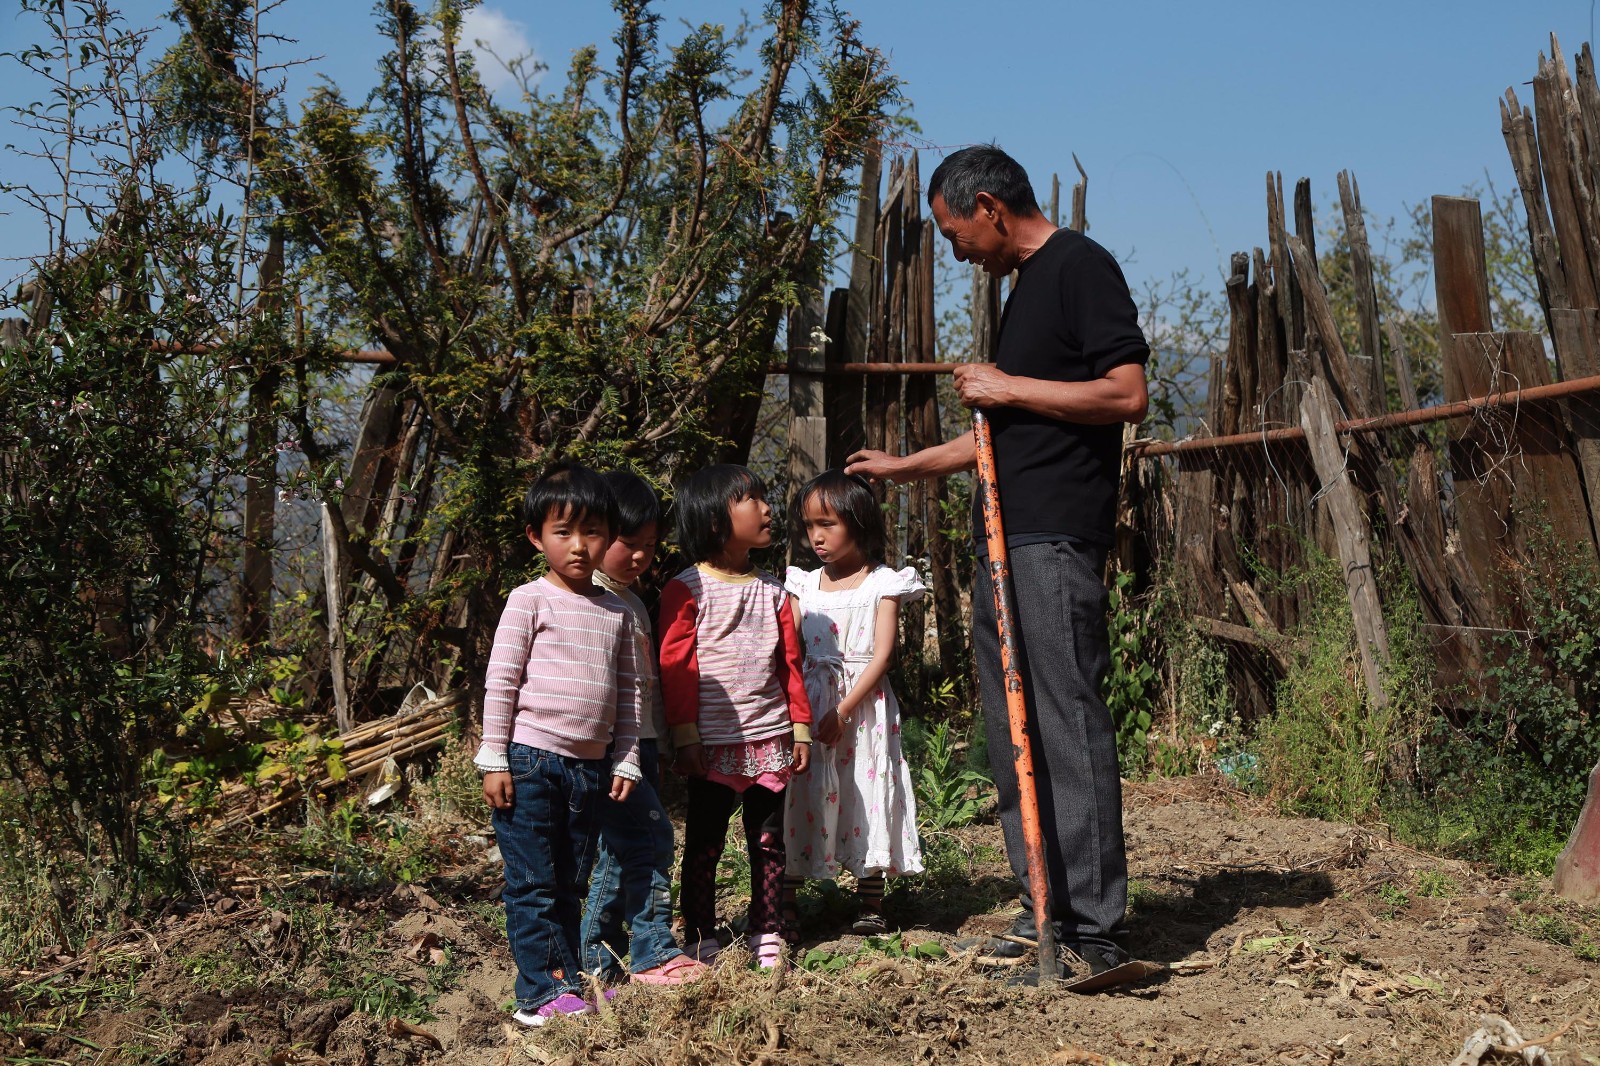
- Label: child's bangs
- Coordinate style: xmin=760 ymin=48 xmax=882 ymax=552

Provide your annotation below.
xmin=726 ymin=466 xmax=766 ymax=502
xmin=546 ymin=501 xmax=612 ymax=529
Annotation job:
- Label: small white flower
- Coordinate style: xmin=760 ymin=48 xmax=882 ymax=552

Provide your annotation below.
xmin=809 ymin=325 xmax=831 ymax=355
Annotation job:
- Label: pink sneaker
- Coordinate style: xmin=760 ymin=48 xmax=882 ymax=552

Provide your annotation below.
xmin=631 ymin=955 xmax=710 ymax=986
xmin=511 ymin=993 xmax=593 ymax=1027
xmin=687 ymin=937 xmax=722 ymax=964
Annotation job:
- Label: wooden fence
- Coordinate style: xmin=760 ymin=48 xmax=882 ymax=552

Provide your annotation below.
xmin=1114 ymin=34 xmax=1600 ymax=901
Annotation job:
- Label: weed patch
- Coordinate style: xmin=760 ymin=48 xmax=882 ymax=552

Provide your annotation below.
xmin=905 ymin=718 xmax=993 ymax=831
xmin=1255 ymin=554 xmax=1428 ymax=823
xmin=1508 ymin=900 xmax=1600 ymax=963
xmin=1389 ymin=526 xmax=1600 ymax=876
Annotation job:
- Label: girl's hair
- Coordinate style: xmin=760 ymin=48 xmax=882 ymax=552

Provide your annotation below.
xmin=675 ymin=464 xmax=765 ymax=563
xmin=792 ymin=470 xmax=886 ymax=566
xmin=522 ymin=461 xmax=619 ymax=536
xmin=602 ymin=470 xmax=662 ymax=537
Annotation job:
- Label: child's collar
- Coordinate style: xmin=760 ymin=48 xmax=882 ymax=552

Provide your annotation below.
xmin=697 ymin=561 xmax=758 ymax=585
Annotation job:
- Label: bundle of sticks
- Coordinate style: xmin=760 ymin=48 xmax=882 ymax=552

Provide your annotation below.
xmin=216 ymin=689 xmax=466 ymax=828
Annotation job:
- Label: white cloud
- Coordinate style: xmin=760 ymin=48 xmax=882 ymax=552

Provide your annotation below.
xmin=458 ymin=7 xmax=538 ymax=94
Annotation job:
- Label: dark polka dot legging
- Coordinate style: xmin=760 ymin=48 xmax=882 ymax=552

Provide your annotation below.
xmin=679 ymin=778 xmax=788 ymax=945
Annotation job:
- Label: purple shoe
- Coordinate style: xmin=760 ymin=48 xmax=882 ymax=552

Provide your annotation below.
xmin=511 ymin=993 xmax=594 ymax=1028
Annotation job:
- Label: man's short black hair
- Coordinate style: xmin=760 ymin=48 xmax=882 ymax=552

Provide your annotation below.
xmin=792 ymin=469 xmax=887 ymax=567
xmin=522 ymin=461 xmax=618 ymax=537
xmin=674 ymin=464 xmax=765 ymax=564
xmin=927 ymin=145 xmax=1041 ymax=219
xmin=603 ymin=470 xmax=662 ymax=537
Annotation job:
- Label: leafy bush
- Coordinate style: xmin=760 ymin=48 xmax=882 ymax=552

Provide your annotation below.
xmin=1255 ymin=554 xmax=1428 ymax=822
xmin=1390 ymin=529 xmax=1600 ymax=875
xmin=905 ymin=718 xmax=993 ymax=832
xmin=1104 ymin=567 xmax=1156 ymax=775
xmin=0 ymin=199 xmax=242 ymax=949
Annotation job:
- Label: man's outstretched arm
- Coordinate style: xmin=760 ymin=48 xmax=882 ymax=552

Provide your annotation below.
xmin=846 ymin=429 xmax=975 ymax=484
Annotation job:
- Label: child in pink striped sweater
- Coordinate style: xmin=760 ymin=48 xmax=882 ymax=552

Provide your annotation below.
xmin=659 ymin=465 xmax=813 ymax=970
xmin=475 ymin=462 xmax=642 ymax=1027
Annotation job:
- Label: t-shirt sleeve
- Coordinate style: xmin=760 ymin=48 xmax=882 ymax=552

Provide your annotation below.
xmin=609 ymin=608 xmax=642 ymax=779
xmin=476 ymin=584 xmax=537 ymax=770
xmin=783 ymin=565 xmax=813 ymax=598
xmin=874 ymin=565 xmax=927 ymax=603
xmin=1062 ymin=244 xmax=1150 ymax=378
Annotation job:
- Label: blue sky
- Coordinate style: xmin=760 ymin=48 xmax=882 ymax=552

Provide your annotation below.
xmin=1 ymin=0 xmax=1595 ymax=301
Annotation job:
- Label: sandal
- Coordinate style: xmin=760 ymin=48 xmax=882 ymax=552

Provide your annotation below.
xmin=750 ymin=931 xmax=786 ymax=971
xmin=686 ymin=937 xmax=722 ymax=964
xmin=631 ymin=954 xmax=710 ymax=986
xmin=850 ymin=911 xmax=889 ymax=935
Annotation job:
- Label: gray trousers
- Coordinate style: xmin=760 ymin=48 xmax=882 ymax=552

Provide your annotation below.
xmin=972 ymin=539 xmax=1128 ymax=952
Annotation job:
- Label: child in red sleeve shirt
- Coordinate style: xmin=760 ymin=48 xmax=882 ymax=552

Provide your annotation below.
xmin=658 ymin=465 xmax=812 ymax=971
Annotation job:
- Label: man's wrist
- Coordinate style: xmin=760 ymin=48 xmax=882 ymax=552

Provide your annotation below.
xmin=995 ymin=371 xmax=1020 ymax=408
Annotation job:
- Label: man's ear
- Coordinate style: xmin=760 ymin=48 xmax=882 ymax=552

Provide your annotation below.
xmin=973 ymin=190 xmax=1001 ymax=221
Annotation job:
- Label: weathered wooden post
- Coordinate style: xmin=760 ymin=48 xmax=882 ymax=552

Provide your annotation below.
xmin=1299 ymin=377 xmax=1390 ymax=708
xmin=1434 ymin=195 xmax=1515 ymax=636
xmin=824 ymin=145 xmax=878 ymax=469
xmin=787 ymin=289 xmax=827 ymax=562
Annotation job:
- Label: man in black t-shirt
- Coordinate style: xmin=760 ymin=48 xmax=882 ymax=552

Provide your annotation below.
xmin=846 ymin=145 xmax=1149 ymax=982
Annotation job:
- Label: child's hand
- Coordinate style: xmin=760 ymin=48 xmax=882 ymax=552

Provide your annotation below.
xmin=792 ymin=741 xmax=811 ymax=775
xmin=675 ymin=743 xmax=707 ymax=778
xmin=609 ymin=775 xmax=636 ymax=802
xmin=815 ymin=710 xmax=843 ymax=746
xmin=482 ymin=771 xmax=514 ymax=810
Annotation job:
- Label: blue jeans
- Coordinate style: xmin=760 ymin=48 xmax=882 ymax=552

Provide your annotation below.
xmin=492 ymin=743 xmax=604 ymax=1010
xmin=579 ymin=739 xmax=683 ymax=978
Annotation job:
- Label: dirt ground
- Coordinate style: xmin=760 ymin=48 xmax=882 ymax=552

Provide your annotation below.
xmin=6 ymin=777 xmax=1597 ymax=1065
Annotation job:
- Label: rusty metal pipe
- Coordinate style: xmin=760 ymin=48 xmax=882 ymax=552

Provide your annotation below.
xmin=972 ymin=409 xmax=1059 ymax=983
xmin=1129 ymin=371 xmax=1600 ymax=457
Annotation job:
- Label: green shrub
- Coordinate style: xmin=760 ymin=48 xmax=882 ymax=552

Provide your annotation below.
xmin=1255 ymin=554 xmax=1428 ymax=822
xmin=905 ymin=717 xmax=992 ymax=832
xmin=1105 ymin=567 xmax=1157 ymax=775
xmin=1389 ymin=527 xmax=1600 ymax=876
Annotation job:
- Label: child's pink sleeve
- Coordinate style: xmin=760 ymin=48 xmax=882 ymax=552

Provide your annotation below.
xmin=608 ymin=610 xmax=643 ymax=780
xmin=475 ymin=585 xmax=537 ymax=771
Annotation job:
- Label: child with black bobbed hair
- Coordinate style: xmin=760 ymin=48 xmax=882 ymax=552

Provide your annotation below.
xmin=657 ymin=464 xmax=813 ymax=970
xmin=475 ymin=461 xmax=642 ymax=1025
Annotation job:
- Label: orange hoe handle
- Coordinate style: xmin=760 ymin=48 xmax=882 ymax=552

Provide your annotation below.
xmin=973 ymin=410 xmax=1059 ymax=983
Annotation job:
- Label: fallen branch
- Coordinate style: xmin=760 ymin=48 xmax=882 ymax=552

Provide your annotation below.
xmin=216 ymin=690 xmax=467 ymax=828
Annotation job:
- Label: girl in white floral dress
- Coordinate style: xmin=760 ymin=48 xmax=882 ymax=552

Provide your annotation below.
xmin=783 ymin=471 xmax=924 ymax=934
